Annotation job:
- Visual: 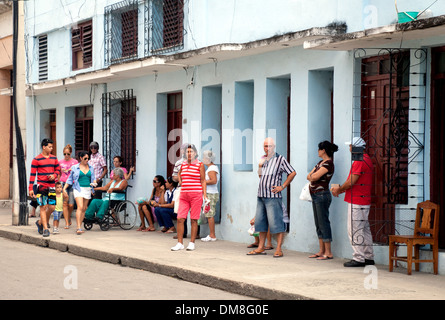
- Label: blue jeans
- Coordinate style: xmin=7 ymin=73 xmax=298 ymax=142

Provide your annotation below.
xmin=311 ymin=190 xmax=332 ymax=242
xmin=154 ymin=207 xmax=176 ymax=229
xmin=254 ymin=197 xmax=286 ymax=234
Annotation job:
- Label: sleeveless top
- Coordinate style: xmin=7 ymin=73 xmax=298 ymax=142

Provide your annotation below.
xmin=180 ymin=159 xmax=203 ymax=193
xmin=109 ymin=180 xmax=126 ymax=201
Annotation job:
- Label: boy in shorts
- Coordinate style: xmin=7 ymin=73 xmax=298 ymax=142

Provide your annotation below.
xmin=52 ymin=182 xmax=63 ymax=234
xmin=29 ymin=138 xmax=60 ymax=237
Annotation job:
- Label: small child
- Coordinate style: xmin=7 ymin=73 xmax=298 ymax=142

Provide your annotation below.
xmin=52 ymin=182 xmax=63 ymax=234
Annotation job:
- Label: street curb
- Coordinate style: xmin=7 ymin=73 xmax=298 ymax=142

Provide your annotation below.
xmin=0 ymin=228 xmax=311 ymax=300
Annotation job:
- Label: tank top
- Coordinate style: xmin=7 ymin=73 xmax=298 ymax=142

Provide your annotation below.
xmin=55 ymin=193 xmax=63 ymax=211
xmin=79 ymin=170 xmax=91 ymax=187
xmin=180 ymin=159 xmax=203 ymax=193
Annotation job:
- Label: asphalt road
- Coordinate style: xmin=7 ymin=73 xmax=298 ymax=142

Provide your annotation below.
xmin=0 ymin=237 xmax=255 ymax=300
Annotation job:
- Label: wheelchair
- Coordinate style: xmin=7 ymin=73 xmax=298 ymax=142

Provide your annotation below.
xmin=83 ymin=186 xmax=137 ymax=231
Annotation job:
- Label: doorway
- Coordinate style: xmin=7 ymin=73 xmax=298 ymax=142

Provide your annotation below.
xmin=431 ymin=47 xmax=445 ymax=248
xmin=360 ymin=53 xmax=410 ymax=244
xmin=166 ymin=92 xmax=182 ymax=177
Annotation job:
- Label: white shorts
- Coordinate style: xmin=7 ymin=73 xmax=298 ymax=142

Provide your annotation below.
xmin=73 ymin=187 xmax=92 ymax=200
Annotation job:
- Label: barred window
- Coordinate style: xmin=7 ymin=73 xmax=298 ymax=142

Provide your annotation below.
xmin=162 ymin=0 xmax=183 ymax=48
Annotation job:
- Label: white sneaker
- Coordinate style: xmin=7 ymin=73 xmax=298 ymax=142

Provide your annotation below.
xmin=171 ymin=242 xmax=184 ymax=251
xmin=201 ymin=235 xmax=217 ymax=242
xmin=186 ymin=242 xmax=195 ymax=251
xmin=53 ymin=227 xmax=59 ymax=234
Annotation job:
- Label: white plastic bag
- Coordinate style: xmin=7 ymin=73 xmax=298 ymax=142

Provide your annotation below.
xmin=299 ymin=182 xmax=312 ymax=202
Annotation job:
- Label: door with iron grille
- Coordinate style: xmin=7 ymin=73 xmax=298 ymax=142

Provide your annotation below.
xmin=102 ymin=89 xmax=137 ymax=176
xmin=354 ymin=48 xmax=426 ymax=245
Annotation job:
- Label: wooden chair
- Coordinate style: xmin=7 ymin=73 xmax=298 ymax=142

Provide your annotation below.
xmin=389 ymin=200 xmax=440 ymax=275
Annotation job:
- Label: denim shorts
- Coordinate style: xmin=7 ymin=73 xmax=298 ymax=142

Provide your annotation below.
xmin=53 ymin=210 xmax=62 ymax=221
xmin=254 ymin=197 xmax=286 ymax=234
xmin=311 ymin=190 xmax=332 ymax=242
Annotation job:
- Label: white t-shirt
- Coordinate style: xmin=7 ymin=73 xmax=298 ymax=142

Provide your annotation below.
xmin=205 ymin=165 xmax=219 ymax=194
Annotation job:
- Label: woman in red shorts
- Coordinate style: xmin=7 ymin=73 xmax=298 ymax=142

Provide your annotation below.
xmin=171 ymin=144 xmax=207 ymax=251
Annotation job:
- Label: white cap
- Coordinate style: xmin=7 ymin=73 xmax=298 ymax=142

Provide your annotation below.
xmin=345 ymin=137 xmax=366 ymax=147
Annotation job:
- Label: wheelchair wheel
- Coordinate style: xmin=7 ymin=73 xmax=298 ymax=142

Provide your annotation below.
xmin=115 ymin=200 xmax=137 ymax=230
xmin=100 ymin=219 xmax=110 ymax=231
xmin=84 ymin=221 xmax=93 ymax=230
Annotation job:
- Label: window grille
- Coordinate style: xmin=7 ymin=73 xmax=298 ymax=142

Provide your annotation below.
xmin=151 ymin=0 xmax=184 ymax=53
xmin=72 ymin=20 xmax=93 ymax=70
xmin=104 ymin=0 xmax=140 ymax=66
xmin=38 ymin=34 xmax=48 ymax=81
xmin=102 ymin=89 xmax=137 ymax=174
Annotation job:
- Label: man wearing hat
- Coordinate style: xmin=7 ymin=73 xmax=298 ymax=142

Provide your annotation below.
xmin=331 ymin=137 xmax=375 ymax=267
xmin=89 ymin=141 xmax=108 ymax=199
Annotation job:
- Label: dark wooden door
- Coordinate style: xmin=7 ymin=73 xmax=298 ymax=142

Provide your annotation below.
xmin=361 ymin=77 xmax=395 ymax=243
xmin=431 ymin=47 xmax=445 ymax=248
xmin=167 ymin=92 xmax=182 ymax=177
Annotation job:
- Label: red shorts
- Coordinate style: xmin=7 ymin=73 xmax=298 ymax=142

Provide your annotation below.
xmin=177 ymin=192 xmax=203 ymax=220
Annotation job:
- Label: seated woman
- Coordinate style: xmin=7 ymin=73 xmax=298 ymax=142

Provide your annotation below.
xmin=154 ymin=176 xmax=178 ymax=233
xmin=85 ymin=168 xmax=128 ymax=221
xmin=136 ymin=175 xmax=165 ymax=231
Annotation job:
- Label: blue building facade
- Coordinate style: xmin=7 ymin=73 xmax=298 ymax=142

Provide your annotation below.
xmin=24 ymin=0 xmax=445 ymax=273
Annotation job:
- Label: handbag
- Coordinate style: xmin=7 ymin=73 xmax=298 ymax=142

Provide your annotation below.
xmin=299 ymin=182 xmax=312 ymax=202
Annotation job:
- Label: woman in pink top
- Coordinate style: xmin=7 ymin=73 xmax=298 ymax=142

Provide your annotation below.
xmin=58 ymin=144 xmax=78 ymax=228
xmin=171 ymin=144 xmax=207 ymax=252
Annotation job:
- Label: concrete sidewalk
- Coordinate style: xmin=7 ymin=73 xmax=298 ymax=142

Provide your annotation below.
xmin=1 ymin=208 xmax=445 ymax=300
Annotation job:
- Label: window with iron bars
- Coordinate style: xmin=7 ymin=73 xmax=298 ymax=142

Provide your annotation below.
xmin=151 ymin=0 xmax=184 ymax=53
xmin=72 ymin=20 xmax=93 ymax=70
xmin=104 ymin=0 xmax=139 ymax=66
xmin=102 ymin=90 xmax=137 ymax=175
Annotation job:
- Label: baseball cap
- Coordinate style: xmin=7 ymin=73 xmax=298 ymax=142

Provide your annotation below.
xmin=345 ymin=137 xmax=366 ymax=147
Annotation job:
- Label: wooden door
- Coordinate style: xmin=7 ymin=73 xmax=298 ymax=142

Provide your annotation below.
xmin=167 ymin=92 xmax=182 ymax=177
xmin=431 ymin=47 xmax=445 ymax=248
xmin=361 ymin=53 xmax=410 ymax=244
xmin=361 ymin=77 xmax=395 ymax=243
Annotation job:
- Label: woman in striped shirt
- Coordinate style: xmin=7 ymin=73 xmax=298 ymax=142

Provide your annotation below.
xmin=171 ymin=144 xmax=207 ymax=251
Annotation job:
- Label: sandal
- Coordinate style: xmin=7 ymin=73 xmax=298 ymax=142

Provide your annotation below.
xmin=273 ymin=251 xmax=284 ymax=258
xmin=316 ymin=255 xmax=333 ymax=260
xmin=308 ymin=254 xmax=322 ymax=258
xmin=76 ymin=229 xmax=84 ymax=235
xmin=264 ymin=246 xmax=274 ymax=250
xmin=247 ymin=243 xmax=259 ymax=248
xmin=136 ymin=226 xmax=146 ymax=231
xmin=246 ymin=249 xmax=267 ymax=255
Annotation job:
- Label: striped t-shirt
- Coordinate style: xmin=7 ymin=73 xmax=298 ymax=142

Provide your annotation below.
xmin=180 ymin=159 xmax=203 ymax=193
xmin=29 ymin=153 xmax=61 ymax=191
xmin=258 ymin=153 xmax=295 ymax=198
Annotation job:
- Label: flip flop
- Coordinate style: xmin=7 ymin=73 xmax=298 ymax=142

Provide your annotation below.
xmin=247 ymin=243 xmax=259 ymax=248
xmin=246 ymin=250 xmax=266 ymax=255
xmin=273 ymin=251 xmax=284 ymax=258
xmin=316 ymin=255 xmax=333 ymax=260
xmin=308 ymin=254 xmax=322 ymax=258
xmin=264 ymin=246 xmax=274 ymax=250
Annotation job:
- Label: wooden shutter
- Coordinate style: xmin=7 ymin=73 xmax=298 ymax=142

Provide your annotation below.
xmin=163 ymin=0 xmax=183 ymax=48
xmin=121 ymin=9 xmax=138 ymax=58
xmin=38 ymin=35 xmax=48 ymax=81
xmin=72 ymin=20 xmax=93 ymax=70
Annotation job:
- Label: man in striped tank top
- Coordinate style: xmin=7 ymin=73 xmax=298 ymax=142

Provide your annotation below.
xmin=29 ymin=138 xmax=61 ymax=237
xmin=171 ymin=144 xmax=207 ymax=251
xmin=247 ymin=137 xmax=296 ymax=258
